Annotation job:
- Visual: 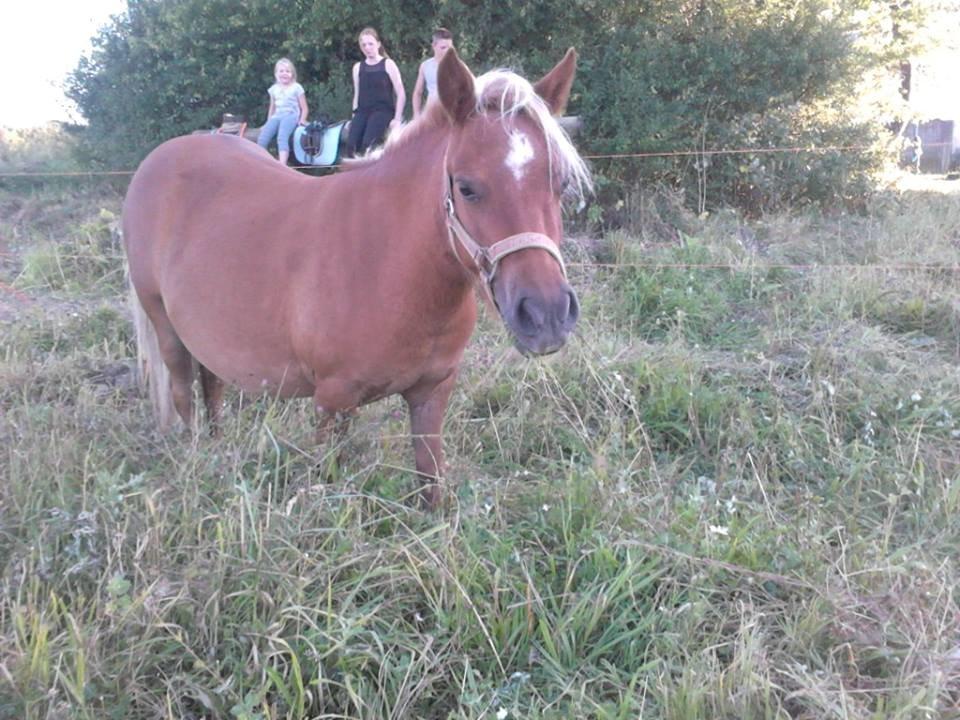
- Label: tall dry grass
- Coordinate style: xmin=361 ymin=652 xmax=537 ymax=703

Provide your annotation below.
xmin=1 ymin=169 xmax=958 ymax=718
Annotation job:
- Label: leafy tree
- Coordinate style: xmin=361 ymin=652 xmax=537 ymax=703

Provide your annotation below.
xmin=67 ymin=0 xmax=930 ymax=211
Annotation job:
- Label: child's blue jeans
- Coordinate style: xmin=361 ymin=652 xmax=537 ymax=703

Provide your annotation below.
xmin=257 ymin=112 xmax=299 ymax=154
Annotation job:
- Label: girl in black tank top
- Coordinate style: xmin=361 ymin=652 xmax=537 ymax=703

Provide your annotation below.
xmin=348 ymin=28 xmax=407 ymax=156
xmin=357 ymin=59 xmax=394 ymax=113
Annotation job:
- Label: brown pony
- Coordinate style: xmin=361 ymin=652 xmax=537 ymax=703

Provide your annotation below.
xmin=123 ymin=49 xmax=592 ymax=507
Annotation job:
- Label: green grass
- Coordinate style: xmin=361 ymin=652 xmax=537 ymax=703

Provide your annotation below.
xmin=1 ymin=178 xmax=959 ymax=719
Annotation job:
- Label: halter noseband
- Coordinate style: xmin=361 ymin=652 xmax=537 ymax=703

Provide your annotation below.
xmin=443 ymin=172 xmax=567 ymax=305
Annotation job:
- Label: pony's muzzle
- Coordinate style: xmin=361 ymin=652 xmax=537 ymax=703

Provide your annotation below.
xmin=509 ymin=284 xmax=580 ymax=355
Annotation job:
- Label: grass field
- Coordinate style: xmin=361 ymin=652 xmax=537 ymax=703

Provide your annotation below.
xmin=1 ymin=164 xmax=959 ymax=718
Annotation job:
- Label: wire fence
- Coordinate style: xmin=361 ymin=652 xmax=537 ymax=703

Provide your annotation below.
xmin=0 ymin=138 xmax=956 ymax=303
xmin=566 ymin=262 xmax=958 ymax=272
xmin=0 ymin=141 xmax=953 ymax=179
xmin=2 ymin=259 xmax=955 ymax=308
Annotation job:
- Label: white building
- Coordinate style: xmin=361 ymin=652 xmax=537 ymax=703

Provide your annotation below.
xmin=909 ymin=47 xmax=960 ymax=173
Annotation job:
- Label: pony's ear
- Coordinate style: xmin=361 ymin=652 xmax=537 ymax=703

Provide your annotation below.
xmin=438 ymin=48 xmax=476 ymax=125
xmin=533 ymin=48 xmax=577 ymax=116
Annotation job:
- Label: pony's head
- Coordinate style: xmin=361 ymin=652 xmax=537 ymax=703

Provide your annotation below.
xmin=437 ymin=48 xmax=592 ymax=355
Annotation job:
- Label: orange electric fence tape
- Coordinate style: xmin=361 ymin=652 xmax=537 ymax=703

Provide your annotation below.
xmin=0 ymin=142 xmax=951 ymax=179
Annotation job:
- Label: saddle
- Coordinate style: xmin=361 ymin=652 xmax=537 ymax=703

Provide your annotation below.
xmin=294 ymin=114 xmax=347 ymax=167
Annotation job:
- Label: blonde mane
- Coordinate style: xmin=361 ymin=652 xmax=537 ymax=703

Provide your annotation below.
xmin=353 ymin=68 xmax=592 ymax=205
xmin=474 ymin=69 xmax=593 ymax=205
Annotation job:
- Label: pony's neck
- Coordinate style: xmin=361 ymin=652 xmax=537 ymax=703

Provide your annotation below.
xmin=378 ymin=104 xmax=450 ymax=165
xmin=339 ymin=112 xmax=473 ymax=299
xmin=348 ymin=108 xmax=452 ymax=213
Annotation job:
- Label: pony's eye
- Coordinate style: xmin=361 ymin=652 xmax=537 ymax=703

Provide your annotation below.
xmin=458 ymin=182 xmax=480 ymax=202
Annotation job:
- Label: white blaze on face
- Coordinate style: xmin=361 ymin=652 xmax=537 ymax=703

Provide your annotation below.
xmin=505 ymin=130 xmax=535 ymax=182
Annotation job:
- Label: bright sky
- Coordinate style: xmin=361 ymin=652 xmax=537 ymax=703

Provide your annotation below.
xmin=913 ymin=47 xmax=960 ymax=119
xmin=0 ymin=0 xmax=126 ymax=128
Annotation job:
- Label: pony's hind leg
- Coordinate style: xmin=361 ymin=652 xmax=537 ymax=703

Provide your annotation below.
xmin=199 ymin=364 xmax=225 ymax=434
xmin=130 ymin=283 xmax=197 ymax=431
xmin=142 ymin=298 xmax=197 ymax=429
xmin=157 ymin=331 xmax=196 ymax=429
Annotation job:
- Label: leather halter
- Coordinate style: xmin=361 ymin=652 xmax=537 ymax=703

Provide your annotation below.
xmin=443 ymin=172 xmax=567 ymax=307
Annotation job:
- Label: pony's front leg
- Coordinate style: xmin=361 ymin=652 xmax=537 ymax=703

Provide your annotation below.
xmin=314 ymin=405 xmax=357 ymax=447
xmin=404 ymin=372 xmax=458 ymax=510
xmin=311 ymin=403 xmax=357 ymax=485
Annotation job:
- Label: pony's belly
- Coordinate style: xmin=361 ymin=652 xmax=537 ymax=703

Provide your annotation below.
xmin=164 ymin=300 xmax=314 ymax=397
xmin=230 ymin=367 xmax=315 ymax=398
xmin=188 ymin=342 xmax=314 ymax=398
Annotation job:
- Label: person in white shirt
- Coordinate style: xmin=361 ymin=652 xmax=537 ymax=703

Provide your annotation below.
xmin=412 ymin=28 xmax=454 ymax=120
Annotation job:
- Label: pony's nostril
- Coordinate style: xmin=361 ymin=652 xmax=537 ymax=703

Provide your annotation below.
xmin=516 ymin=297 xmax=545 ymax=334
xmin=566 ymin=290 xmax=580 ymax=324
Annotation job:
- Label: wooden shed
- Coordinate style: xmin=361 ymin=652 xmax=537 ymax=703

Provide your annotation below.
xmin=906 ymin=119 xmax=958 ymax=174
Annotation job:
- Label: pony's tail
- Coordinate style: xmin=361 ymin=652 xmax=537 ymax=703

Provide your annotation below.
xmin=127 ymin=268 xmax=177 ymax=429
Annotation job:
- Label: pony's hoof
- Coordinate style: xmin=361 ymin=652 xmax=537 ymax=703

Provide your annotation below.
xmin=420 ymin=483 xmax=443 ymax=511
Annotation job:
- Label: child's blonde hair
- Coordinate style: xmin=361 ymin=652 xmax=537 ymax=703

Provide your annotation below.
xmin=274 ymin=57 xmax=297 ymax=81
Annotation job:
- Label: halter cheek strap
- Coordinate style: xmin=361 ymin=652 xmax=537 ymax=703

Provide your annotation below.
xmin=443 ymin=174 xmax=567 ymax=307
